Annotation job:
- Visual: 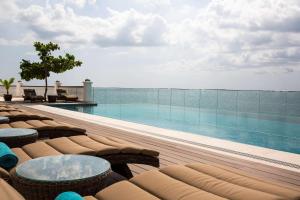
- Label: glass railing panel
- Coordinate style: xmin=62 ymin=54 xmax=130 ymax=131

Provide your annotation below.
xmin=259 ymin=91 xmax=287 ymax=115
xmin=237 ymin=90 xmax=259 ymax=114
xmin=171 ymin=89 xmax=185 ymax=107
xmin=120 ymin=88 xmax=139 ymax=104
xmin=200 ymin=89 xmax=217 ymax=110
xmin=94 ymin=88 xmax=107 ymax=104
xmin=158 ymin=88 xmax=171 ymax=105
xmin=185 ymin=89 xmax=200 ymax=108
xmin=91 ymin=87 xmax=300 ymax=121
xmin=145 ymin=88 xmax=159 ymax=104
xmin=286 ymin=104 xmax=300 ymax=117
xmin=218 ymin=90 xmax=237 ymax=112
xmin=105 ymin=88 xmax=121 ymax=104
xmin=286 ymin=91 xmax=300 ymax=117
xmin=287 ymin=91 xmax=300 ymax=104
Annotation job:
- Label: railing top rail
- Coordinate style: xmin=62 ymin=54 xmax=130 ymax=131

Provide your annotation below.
xmin=93 ymin=87 xmax=300 ymax=92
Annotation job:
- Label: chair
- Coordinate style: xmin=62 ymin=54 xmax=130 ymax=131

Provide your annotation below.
xmin=0 ymin=119 xmax=86 ymax=139
xmin=0 ymin=110 xmax=52 ymax=122
xmin=1 ymin=162 xmax=300 ymax=200
xmin=23 ymin=89 xmax=45 ymax=102
xmin=92 ymin=163 xmax=300 ymax=200
xmin=56 ymin=89 xmax=78 ymax=101
xmin=1 ymin=134 xmax=159 ymax=179
xmin=0 ymin=107 xmax=20 ymax=112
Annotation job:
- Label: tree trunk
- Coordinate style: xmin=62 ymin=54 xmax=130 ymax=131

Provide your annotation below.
xmin=44 ymin=71 xmax=48 ymax=100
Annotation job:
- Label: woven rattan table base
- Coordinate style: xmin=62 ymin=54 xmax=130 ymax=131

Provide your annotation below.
xmin=0 ymin=133 xmax=38 ymax=148
xmin=11 ymin=168 xmax=117 ymax=200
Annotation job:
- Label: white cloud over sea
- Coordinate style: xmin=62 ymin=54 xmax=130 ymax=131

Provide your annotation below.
xmin=0 ymin=0 xmax=300 ymax=90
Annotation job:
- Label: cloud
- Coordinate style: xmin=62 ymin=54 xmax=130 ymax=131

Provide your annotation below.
xmin=0 ymin=0 xmax=19 ymax=22
xmin=0 ymin=0 xmax=300 ymax=75
xmin=206 ymin=0 xmax=300 ymax=33
xmin=0 ymin=33 xmax=35 ymax=46
xmin=133 ymin=0 xmax=171 ymax=7
xmin=64 ymin=0 xmax=97 ymax=8
xmin=160 ymin=0 xmax=300 ymax=73
xmin=93 ymin=9 xmax=168 ymax=46
xmin=13 ymin=3 xmax=169 ymax=47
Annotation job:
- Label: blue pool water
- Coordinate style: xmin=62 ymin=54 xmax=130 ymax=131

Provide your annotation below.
xmin=52 ymin=88 xmax=300 ymax=154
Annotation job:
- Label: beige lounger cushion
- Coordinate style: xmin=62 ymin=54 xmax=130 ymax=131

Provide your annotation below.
xmin=0 ymin=179 xmax=25 ymax=200
xmin=95 ymin=181 xmax=160 ymax=200
xmin=1 ymin=162 xmax=299 ymax=200
xmin=0 ymin=108 xmax=19 ymax=112
xmin=0 ymin=167 xmax=10 ymax=181
xmin=69 ymin=135 xmax=121 ymax=155
xmin=84 ymin=197 xmax=98 ymax=200
xmin=0 ymin=110 xmax=50 ymax=121
xmin=0 ymin=124 xmax=11 ymax=129
xmin=0 ymin=111 xmax=30 ymax=117
xmin=89 ymin=135 xmax=159 ymax=156
xmin=41 ymin=120 xmax=69 ymax=129
xmin=35 ymin=120 xmax=85 ymax=133
xmin=11 ymin=148 xmax=32 ymax=165
xmin=25 ymin=120 xmax=54 ymax=130
xmin=21 ymin=141 xmax=62 ymax=158
xmin=160 ymin=165 xmax=278 ymax=200
xmin=10 ymin=135 xmax=158 ymax=165
xmin=9 ymin=121 xmax=34 ymax=129
xmin=95 ymin=163 xmax=300 ymax=200
xmin=186 ymin=163 xmax=300 ymax=200
xmin=0 ymin=120 xmax=86 ymax=138
xmin=9 ymin=111 xmax=32 ymax=117
xmin=46 ymin=137 xmax=96 ymax=155
xmin=131 ymin=170 xmax=226 ymax=200
xmin=0 ymin=112 xmax=10 ymax=117
xmin=58 ymin=121 xmax=85 ymax=132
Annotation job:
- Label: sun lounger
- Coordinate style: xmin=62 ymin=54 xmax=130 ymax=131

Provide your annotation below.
xmin=0 ymin=108 xmax=20 ymax=112
xmin=23 ymin=89 xmax=45 ymax=102
xmin=0 ymin=178 xmax=25 ymax=200
xmin=0 ymin=105 xmax=14 ymax=108
xmin=57 ymin=89 xmax=78 ymax=101
xmin=0 ymin=105 xmax=20 ymax=112
xmin=91 ymin=163 xmax=300 ymax=200
xmin=0 ymin=110 xmax=52 ymax=122
xmin=0 ymin=119 xmax=86 ymax=139
xmin=1 ymin=162 xmax=299 ymax=200
xmin=1 ymin=134 xmax=159 ymax=179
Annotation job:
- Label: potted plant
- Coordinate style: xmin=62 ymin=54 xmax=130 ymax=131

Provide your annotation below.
xmin=0 ymin=78 xmax=15 ymax=101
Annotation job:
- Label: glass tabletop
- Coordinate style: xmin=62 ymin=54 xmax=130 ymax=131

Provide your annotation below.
xmin=0 ymin=128 xmax=37 ymax=137
xmin=0 ymin=116 xmax=9 ymax=122
xmin=16 ymin=155 xmax=111 ymax=182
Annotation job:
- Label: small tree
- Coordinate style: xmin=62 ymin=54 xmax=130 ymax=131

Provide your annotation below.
xmin=20 ymin=41 xmax=82 ymax=99
xmin=0 ymin=78 xmax=15 ymax=94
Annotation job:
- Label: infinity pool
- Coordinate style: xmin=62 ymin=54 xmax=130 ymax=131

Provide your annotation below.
xmin=52 ymin=103 xmax=300 ymax=154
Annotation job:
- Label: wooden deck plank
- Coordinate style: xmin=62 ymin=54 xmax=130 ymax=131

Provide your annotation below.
xmin=20 ymin=106 xmax=300 ymax=190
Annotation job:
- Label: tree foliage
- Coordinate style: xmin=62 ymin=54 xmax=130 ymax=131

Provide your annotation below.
xmin=0 ymin=78 xmax=15 ymax=94
xmin=20 ymin=41 xmax=82 ymax=98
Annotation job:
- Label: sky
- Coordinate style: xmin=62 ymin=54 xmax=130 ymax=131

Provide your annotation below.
xmin=0 ymin=0 xmax=300 ymax=90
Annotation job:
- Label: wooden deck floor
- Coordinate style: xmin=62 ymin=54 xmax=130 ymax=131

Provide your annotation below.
xmin=22 ymin=106 xmax=300 ymax=191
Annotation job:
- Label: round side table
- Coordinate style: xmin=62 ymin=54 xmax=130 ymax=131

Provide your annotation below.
xmin=0 ymin=116 xmax=9 ymax=124
xmin=0 ymin=128 xmax=38 ymax=148
xmin=11 ymin=155 xmax=112 ymax=200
